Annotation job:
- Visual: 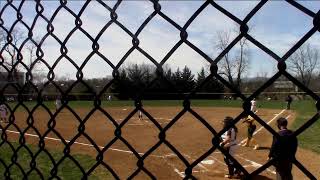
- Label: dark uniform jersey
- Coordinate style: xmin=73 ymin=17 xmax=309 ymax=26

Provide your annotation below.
xmin=269 ymin=129 xmax=298 ymax=161
xmin=269 ymin=129 xmax=298 ymax=180
xmin=286 ymin=96 xmax=293 ymax=103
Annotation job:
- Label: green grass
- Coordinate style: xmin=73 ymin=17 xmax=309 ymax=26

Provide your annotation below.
xmin=0 ymin=142 xmax=111 ymax=179
xmin=255 ymin=100 xmax=319 ymax=154
xmin=289 ymin=101 xmax=320 ymax=154
xmin=6 ymin=99 xmax=284 ymax=109
xmin=7 ymin=99 xmax=320 ymax=154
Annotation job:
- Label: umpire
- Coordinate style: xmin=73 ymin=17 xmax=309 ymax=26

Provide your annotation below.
xmin=269 ymin=117 xmax=298 ymax=180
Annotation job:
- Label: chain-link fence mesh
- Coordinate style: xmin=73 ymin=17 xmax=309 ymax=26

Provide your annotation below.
xmin=0 ymin=0 xmax=319 ymax=179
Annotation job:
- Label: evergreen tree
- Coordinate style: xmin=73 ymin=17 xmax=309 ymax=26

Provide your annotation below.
xmin=181 ymin=66 xmax=195 ymax=92
xmin=111 ymin=69 xmax=131 ymax=99
xmin=197 ymin=67 xmax=206 ymax=85
xmin=196 ymin=67 xmax=224 ymax=99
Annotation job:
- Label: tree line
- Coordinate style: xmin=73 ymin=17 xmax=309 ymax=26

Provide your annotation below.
xmin=111 ymin=64 xmax=224 ymax=100
xmin=1 ymin=27 xmax=319 ymax=101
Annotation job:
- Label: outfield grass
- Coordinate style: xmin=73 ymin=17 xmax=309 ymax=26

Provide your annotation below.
xmin=6 ymin=99 xmax=285 ymax=109
xmin=6 ymin=99 xmax=320 ymax=154
xmin=0 ymin=142 xmax=111 ymax=179
xmin=289 ymin=101 xmax=320 ymax=154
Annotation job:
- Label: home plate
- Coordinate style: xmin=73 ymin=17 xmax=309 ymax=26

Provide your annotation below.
xmin=201 ymin=160 xmax=214 ymax=165
xmin=122 ymin=109 xmax=127 ymax=111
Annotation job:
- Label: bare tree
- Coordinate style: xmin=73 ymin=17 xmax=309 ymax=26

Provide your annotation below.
xmin=25 ymin=37 xmax=43 ymax=73
xmin=288 ymin=43 xmax=319 ymax=88
xmin=215 ymin=30 xmax=250 ymax=92
xmin=0 ymin=28 xmax=26 ymax=86
xmin=26 ymin=39 xmax=38 ymax=69
xmin=0 ymin=28 xmax=25 ymax=70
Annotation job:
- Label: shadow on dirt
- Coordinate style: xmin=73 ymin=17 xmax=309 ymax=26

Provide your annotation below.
xmin=256 ymin=146 xmax=271 ymax=150
xmin=250 ymin=175 xmax=273 ymax=180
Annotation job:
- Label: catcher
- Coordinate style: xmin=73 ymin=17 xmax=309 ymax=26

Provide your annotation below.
xmin=240 ymin=115 xmax=260 ymax=150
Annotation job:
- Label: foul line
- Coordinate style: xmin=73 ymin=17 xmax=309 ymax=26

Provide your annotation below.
xmin=253 ymin=109 xmax=286 ymax=136
xmin=0 ymin=129 xmax=165 ymax=158
xmin=240 ymin=109 xmax=286 ymax=144
xmin=236 ymin=155 xmax=276 ymax=174
xmin=0 ymin=128 xmax=202 ymax=178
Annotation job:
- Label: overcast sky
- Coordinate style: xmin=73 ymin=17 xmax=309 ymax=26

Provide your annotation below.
xmin=1 ymin=1 xmax=320 ymax=80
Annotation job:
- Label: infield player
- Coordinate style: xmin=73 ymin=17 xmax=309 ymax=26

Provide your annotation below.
xmin=55 ymin=97 xmax=62 ymax=111
xmin=138 ymin=110 xmax=143 ymax=121
xmin=220 ymin=116 xmax=241 ymax=179
xmin=0 ymin=104 xmax=8 ymax=123
xmin=250 ymin=98 xmax=257 ymax=113
xmin=239 ymin=116 xmax=260 ymax=150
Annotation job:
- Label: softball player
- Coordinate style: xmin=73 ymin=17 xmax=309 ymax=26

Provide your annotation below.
xmin=55 ymin=97 xmax=62 ymax=111
xmin=240 ymin=116 xmax=260 ymax=150
xmin=250 ymin=98 xmax=257 ymax=113
xmin=220 ymin=116 xmax=241 ymax=178
xmin=138 ymin=110 xmax=143 ymax=121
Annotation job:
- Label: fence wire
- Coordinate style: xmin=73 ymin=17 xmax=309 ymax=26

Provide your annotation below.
xmin=0 ymin=0 xmax=319 ymax=179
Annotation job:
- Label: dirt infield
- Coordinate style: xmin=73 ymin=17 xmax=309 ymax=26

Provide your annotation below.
xmin=1 ymin=106 xmax=319 ymax=179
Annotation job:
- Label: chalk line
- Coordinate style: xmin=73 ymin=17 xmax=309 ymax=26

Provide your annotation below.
xmin=240 ymin=109 xmax=286 ymax=144
xmin=253 ymin=109 xmax=286 ymax=136
xmin=209 ymin=156 xmax=226 ymax=166
xmin=0 ymin=128 xmax=167 ymax=158
xmin=174 ymin=168 xmax=185 ymax=178
xmin=115 ymin=119 xmax=169 ymax=126
xmin=236 ymin=155 xmax=276 ymax=174
xmin=0 ymin=128 xmax=206 ymax=178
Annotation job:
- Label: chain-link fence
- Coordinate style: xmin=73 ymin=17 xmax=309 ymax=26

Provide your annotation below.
xmin=0 ymin=0 xmax=319 ymax=179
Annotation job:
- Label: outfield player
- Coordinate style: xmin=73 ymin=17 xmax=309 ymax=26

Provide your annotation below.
xmin=240 ymin=116 xmax=260 ymax=150
xmin=285 ymin=95 xmax=293 ymax=110
xmin=220 ymin=116 xmax=241 ymax=178
xmin=0 ymin=104 xmax=8 ymax=123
